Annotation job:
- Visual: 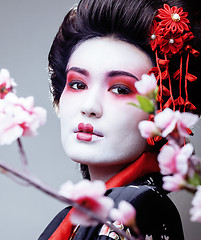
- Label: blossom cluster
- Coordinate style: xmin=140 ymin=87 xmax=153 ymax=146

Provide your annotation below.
xmin=0 ymin=69 xmax=17 ymax=99
xmin=1 ymin=67 xmax=200 ymax=233
xmin=130 ymin=73 xmax=157 ymax=114
xmin=0 ymin=69 xmax=46 ymax=145
xmin=0 ymin=69 xmax=137 ymax=237
xmin=136 ymin=72 xmax=201 ymax=223
xmin=59 ymin=180 xmax=136 ymax=229
xmin=138 ymin=107 xmax=199 ymax=190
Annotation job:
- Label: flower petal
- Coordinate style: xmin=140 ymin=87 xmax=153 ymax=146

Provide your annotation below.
xmin=162 ymin=174 xmax=186 ymax=191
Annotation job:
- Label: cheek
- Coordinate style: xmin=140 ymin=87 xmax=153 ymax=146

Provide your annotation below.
xmin=59 ymin=92 xmax=80 ymax=122
xmin=60 ymin=87 xmax=82 ymax=101
xmin=119 ymin=106 xmax=149 ymax=139
xmin=105 ymin=96 xmax=149 ymax=133
xmin=106 ymin=93 xmax=139 ymax=109
xmin=119 ymin=109 xmax=149 ymax=147
xmin=121 ymin=109 xmax=149 ymax=132
xmin=60 ymin=90 xmax=83 ymax=110
xmin=105 ymin=93 xmax=142 ymax=117
xmin=112 ymin=94 xmax=138 ymax=102
xmin=105 ymin=106 xmax=149 ymax=159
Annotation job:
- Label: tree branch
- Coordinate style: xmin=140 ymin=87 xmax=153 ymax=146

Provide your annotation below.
xmin=0 ymin=161 xmax=137 ymax=240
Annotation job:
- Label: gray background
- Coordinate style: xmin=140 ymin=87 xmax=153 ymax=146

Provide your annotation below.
xmin=0 ymin=1 xmax=201 ymax=239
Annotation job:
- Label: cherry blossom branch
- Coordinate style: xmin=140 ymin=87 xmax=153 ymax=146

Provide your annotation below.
xmin=189 ymin=155 xmax=201 ymax=178
xmin=133 ymin=73 xmax=201 ymax=222
xmin=0 ymin=161 xmax=137 ymax=240
xmin=17 ymin=138 xmax=29 ymax=172
xmin=184 ymin=184 xmax=197 ymax=194
xmin=0 ymin=69 xmax=140 ymax=240
xmin=2 ymin=170 xmax=30 ymax=186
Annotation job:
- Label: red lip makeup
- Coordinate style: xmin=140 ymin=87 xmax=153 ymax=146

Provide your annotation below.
xmin=77 ymin=123 xmax=94 ymax=142
xmin=76 ymin=123 xmax=103 ymax=142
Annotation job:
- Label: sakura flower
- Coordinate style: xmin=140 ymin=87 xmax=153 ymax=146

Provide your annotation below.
xmin=154 ymin=108 xmax=198 ymax=138
xmin=158 ymin=143 xmax=194 ymax=175
xmin=59 ymin=179 xmax=114 ymax=226
xmin=135 ymin=74 xmax=157 ymax=99
xmin=0 ymin=69 xmax=17 ymax=99
xmin=0 ymin=93 xmax=46 ymax=145
xmin=109 ymin=200 xmax=136 ymax=228
xmin=190 ymin=186 xmax=201 ymax=222
xmin=0 ymin=101 xmax=23 ymax=145
xmin=5 ymin=93 xmax=46 ymax=136
xmin=163 ymin=174 xmax=186 ymax=191
xmin=138 ymin=120 xmax=161 ymax=139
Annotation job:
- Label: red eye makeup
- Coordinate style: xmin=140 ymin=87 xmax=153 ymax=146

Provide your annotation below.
xmin=66 ymin=71 xmax=88 ymax=91
xmin=107 ymin=75 xmax=138 ymax=97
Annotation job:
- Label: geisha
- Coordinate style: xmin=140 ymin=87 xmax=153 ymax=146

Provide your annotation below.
xmin=38 ymin=0 xmax=201 ymax=239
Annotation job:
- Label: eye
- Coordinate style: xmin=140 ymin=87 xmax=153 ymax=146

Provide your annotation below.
xmin=109 ymin=84 xmax=132 ymax=95
xmin=68 ymin=80 xmax=87 ymax=90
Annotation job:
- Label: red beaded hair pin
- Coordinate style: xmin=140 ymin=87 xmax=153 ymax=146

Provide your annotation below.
xmin=149 ymin=4 xmax=200 ymax=112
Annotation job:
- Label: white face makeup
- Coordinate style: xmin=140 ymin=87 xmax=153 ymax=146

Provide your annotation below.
xmin=59 ymin=37 xmax=153 ymax=167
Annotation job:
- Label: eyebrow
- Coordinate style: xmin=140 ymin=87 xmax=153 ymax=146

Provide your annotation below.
xmin=107 ymin=70 xmax=139 ymax=81
xmin=66 ymin=67 xmax=89 ymax=76
xmin=66 ymin=67 xmax=139 ymax=81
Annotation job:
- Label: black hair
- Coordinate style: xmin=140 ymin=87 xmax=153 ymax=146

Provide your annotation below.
xmin=49 ymin=0 xmax=201 ymax=112
xmin=48 ymin=0 xmax=201 ymax=179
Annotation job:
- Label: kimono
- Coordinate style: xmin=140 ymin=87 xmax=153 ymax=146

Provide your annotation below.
xmin=38 ymin=172 xmax=184 ymax=240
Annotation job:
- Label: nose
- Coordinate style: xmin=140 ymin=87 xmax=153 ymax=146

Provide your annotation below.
xmin=80 ymin=87 xmax=103 ymax=118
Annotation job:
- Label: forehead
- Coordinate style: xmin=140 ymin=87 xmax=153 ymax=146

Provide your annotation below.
xmin=67 ymin=37 xmax=153 ymax=78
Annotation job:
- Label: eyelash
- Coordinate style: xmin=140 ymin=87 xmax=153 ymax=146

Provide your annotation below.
xmin=67 ymin=80 xmax=132 ymax=95
xmin=108 ymin=84 xmax=132 ymax=95
xmin=68 ymin=80 xmax=87 ymax=90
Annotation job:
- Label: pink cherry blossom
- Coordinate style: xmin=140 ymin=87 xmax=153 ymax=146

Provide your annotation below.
xmin=162 ymin=174 xmax=186 ymax=191
xmin=154 ymin=108 xmax=198 ymax=138
xmin=135 ymin=73 xmax=157 ymax=98
xmin=138 ymin=120 xmax=161 ymax=138
xmin=0 ymin=69 xmax=17 ymax=99
xmin=190 ymin=186 xmax=201 ymax=222
xmin=59 ymin=179 xmax=114 ymax=226
xmin=109 ymin=200 xmax=136 ymax=227
xmin=158 ymin=143 xmax=194 ymax=175
xmin=0 ymin=101 xmax=23 ymax=144
xmin=0 ymin=93 xmax=46 ymax=145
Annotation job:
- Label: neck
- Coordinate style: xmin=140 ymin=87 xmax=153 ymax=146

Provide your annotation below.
xmin=88 ymin=163 xmax=128 ymax=182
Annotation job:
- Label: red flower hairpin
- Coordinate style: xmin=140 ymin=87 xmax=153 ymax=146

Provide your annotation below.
xmin=149 ymin=4 xmax=200 ymax=112
xmin=157 ymin=4 xmax=190 ymax=34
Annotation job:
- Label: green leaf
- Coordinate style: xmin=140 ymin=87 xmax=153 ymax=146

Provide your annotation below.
xmin=188 ymin=172 xmax=201 ymax=187
xmin=136 ymin=95 xmax=155 ymax=114
xmin=128 ymin=102 xmax=142 ymax=109
xmin=153 ymin=86 xmax=159 ymax=101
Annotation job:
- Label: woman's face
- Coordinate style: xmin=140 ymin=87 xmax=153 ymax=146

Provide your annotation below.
xmin=59 ymin=37 xmax=153 ymax=166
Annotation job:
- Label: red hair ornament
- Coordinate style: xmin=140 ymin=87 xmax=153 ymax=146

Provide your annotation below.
xmin=149 ymin=4 xmax=199 ymax=112
xmin=147 ymin=4 xmax=199 ymax=146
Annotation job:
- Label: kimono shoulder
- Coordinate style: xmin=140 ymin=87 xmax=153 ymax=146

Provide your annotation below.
xmin=103 ymin=182 xmax=184 ymax=240
xmin=38 ymin=207 xmax=71 ymax=240
xmin=38 ymin=174 xmax=184 ymax=240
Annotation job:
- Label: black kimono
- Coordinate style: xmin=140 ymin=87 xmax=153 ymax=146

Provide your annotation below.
xmin=38 ymin=173 xmax=184 ymax=240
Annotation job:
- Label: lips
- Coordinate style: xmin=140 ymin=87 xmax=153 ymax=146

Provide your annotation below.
xmin=78 ymin=123 xmax=93 ymax=133
xmin=76 ymin=123 xmax=103 ymax=142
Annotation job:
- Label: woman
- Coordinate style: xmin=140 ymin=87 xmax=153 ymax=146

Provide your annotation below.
xmin=39 ymin=0 xmax=201 ymax=239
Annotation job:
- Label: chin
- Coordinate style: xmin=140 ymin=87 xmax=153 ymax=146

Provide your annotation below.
xmin=66 ymin=148 xmax=143 ymax=167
